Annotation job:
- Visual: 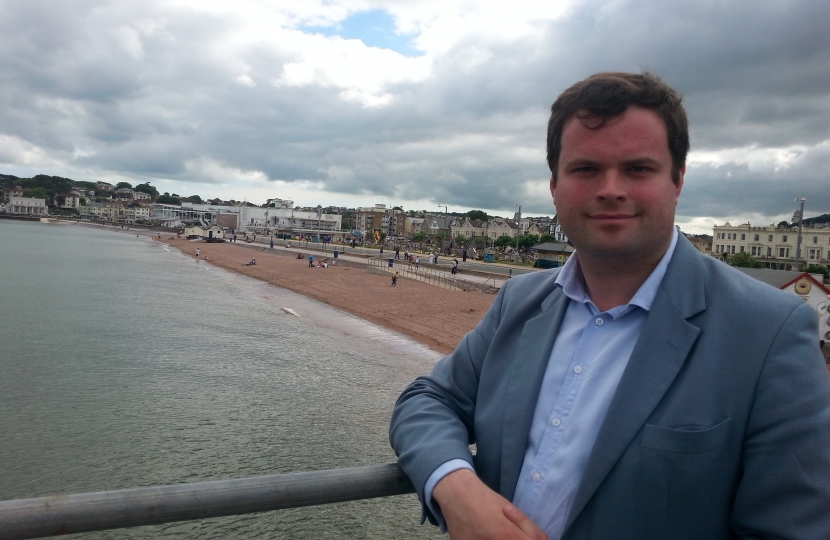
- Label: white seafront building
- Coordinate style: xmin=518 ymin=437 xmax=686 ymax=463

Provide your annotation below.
xmin=150 ymin=200 xmax=342 ymax=236
xmin=3 ymin=196 xmax=48 ymax=216
xmin=713 ymin=222 xmax=830 ymax=270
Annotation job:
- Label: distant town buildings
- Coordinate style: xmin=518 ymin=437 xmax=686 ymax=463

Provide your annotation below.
xmin=713 ymin=222 xmax=830 ymax=269
xmin=2 ymin=175 xmax=829 ymax=278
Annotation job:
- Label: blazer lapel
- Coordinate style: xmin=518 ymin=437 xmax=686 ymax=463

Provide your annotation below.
xmin=500 ymin=288 xmax=569 ymax=501
xmin=565 ymin=236 xmax=707 ymax=531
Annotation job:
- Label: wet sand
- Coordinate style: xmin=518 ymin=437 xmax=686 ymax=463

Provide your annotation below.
xmin=160 ymin=237 xmax=497 ymax=354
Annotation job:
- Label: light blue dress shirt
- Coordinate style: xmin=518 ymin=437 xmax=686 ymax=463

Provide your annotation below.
xmin=425 ymin=228 xmax=679 ymax=538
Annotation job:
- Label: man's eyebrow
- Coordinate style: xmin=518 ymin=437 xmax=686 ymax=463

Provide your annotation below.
xmin=561 ymin=158 xmax=601 ymax=168
xmin=621 ymin=157 xmax=661 ymax=166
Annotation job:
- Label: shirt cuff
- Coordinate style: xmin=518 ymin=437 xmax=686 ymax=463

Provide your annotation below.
xmin=424 ymin=459 xmax=476 ymax=533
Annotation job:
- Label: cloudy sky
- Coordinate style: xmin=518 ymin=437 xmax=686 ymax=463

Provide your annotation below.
xmin=1 ymin=0 xmax=828 ymax=233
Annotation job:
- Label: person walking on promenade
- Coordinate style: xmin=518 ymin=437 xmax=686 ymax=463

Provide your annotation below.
xmin=451 ymin=258 xmax=459 ymax=275
xmin=195 ymin=248 xmax=200 ymax=257
xmin=396 ymin=247 xmax=400 ymax=259
xmin=308 ymin=254 xmax=313 ymax=267
xmin=390 ymin=71 xmax=830 ymax=540
xmin=415 ymin=256 xmax=420 ymax=269
xmin=270 ymin=238 xmax=274 ymax=248
xmin=392 ymin=271 xmax=399 ymax=287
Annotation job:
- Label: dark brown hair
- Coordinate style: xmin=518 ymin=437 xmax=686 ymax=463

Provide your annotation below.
xmin=547 ymin=72 xmax=689 ymax=184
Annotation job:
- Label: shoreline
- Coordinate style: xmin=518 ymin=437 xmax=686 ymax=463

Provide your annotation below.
xmin=157 ymin=236 xmax=497 ymax=355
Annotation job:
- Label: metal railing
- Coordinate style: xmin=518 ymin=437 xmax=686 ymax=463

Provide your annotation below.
xmin=0 ymin=463 xmax=414 ymax=540
xmin=367 ymin=257 xmax=487 ymax=291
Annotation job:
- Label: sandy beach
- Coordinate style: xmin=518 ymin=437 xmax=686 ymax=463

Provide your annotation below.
xmin=159 ymin=237 xmax=496 ymax=354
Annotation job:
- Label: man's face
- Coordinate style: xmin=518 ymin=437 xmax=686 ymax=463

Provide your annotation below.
xmin=551 ymin=106 xmax=684 ymax=265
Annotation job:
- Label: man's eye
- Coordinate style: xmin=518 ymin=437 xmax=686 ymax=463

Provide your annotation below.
xmin=628 ymin=166 xmax=650 ymax=173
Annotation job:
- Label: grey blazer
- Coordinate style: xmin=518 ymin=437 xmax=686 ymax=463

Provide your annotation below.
xmin=390 ymin=235 xmax=830 ymax=539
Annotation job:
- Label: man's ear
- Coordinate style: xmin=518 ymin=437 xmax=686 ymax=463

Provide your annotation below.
xmin=550 ymin=175 xmax=556 ymax=205
xmin=675 ymin=166 xmax=685 ymax=203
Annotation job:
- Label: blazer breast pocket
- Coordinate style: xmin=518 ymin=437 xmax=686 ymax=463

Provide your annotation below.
xmin=640 ymin=418 xmax=731 ymax=454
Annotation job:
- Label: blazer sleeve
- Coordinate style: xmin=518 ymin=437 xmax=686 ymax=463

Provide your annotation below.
xmin=731 ymin=301 xmax=830 ymax=538
xmin=389 ymin=279 xmax=508 ymax=522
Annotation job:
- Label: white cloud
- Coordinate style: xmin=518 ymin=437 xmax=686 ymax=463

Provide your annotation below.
xmin=688 ymin=144 xmax=812 ymax=172
xmin=110 ymin=25 xmax=144 ymax=59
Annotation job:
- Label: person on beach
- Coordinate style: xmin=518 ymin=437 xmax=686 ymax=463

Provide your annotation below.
xmin=390 ymin=72 xmax=830 ymax=540
xmin=270 ymin=239 xmax=274 ymax=248
xmin=415 ymin=257 xmax=420 ymax=269
xmin=195 ymin=248 xmax=200 ymax=257
xmin=451 ymin=258 xmax=458 ymax=275
xmin=308 ymin=254 xmax=313 ymax=267
xmin=391 ymin=271 xmax=398 ymax=287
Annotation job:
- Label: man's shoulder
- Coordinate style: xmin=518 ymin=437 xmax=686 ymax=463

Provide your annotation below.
xmin=497 ymin=268 xmax=563 ymax=309
xmin=698 ymin=255 xmax=805 ymax=307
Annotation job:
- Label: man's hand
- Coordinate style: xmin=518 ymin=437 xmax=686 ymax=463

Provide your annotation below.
xmin=432 ymin=469 xmax=549 ymax=540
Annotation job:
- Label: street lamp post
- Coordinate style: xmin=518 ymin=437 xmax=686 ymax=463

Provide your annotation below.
xmin=515 ymin=204 xmax=522 ymax=263
xmin=438 ymin=204 xmax=448 ymax=254
xmin=794 ymin=197 xmax=806 ymax=271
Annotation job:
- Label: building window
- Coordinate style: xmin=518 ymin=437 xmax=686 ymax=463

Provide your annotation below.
xmin=782 ymin=235 xmax=788 ymax=242
xmin=768 ymin=235 xmax=773 ymax=241
xmin=731 ymin=245 xmax=736 ymax=254
xmin=779 ymin=248 xmax=790 ymax=258
xmin=813 ymin=236 xmax=818 ymax=244
xmin=741 ymin=234 xmax=745 ymax=240
xmin=767 ymin=247 xmax=772 ymax=257
xmin=740 ymin=246 xmax=745 ymax=253
xmin=754 ymin=234 xmax=759 ymax=241
xmin=808 ymin=249 xmax=820 ymax=260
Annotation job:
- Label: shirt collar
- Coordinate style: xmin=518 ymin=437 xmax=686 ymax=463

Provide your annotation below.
xmin=555 ymin=227 xmax=679 ymax=313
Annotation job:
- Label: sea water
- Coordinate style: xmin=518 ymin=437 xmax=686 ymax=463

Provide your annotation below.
xmin=0 ymin=220 xmax=442 ymax=539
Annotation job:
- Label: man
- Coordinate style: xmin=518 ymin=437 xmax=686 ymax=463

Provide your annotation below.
xmin=390 ymin=72 xmax=830 ymax=540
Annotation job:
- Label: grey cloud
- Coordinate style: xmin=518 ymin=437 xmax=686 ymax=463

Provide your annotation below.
xmin=0 ymin=0 xmax=828 ymax=223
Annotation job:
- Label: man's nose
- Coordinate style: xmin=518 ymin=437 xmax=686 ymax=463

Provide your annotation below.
xmin=596 ymin=170 xmax=627 ymax=200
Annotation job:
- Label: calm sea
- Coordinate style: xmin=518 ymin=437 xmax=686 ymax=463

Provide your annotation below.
xmin=0 ymin=219 xmax=443 ymax=539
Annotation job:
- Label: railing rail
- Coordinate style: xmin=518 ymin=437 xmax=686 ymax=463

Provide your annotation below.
xmin=0 ymin=463 xmax=414 ymax=540
xmin=367 ymin=257 xmax=487 ymax=291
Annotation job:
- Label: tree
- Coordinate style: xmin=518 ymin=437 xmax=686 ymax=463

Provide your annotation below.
xmin=777 ymin=220 xmax=790 ymax=228
xmin=454 ymin=234 xmax=468 ymax=247
xmin=434 ymin=231 xmax=449 ymax=245
xmin=115 ymin=182 xmax=132 ymax=190
xmin=134 ymin=183 xmax=159 ymax=198
xmin=805 ymin=264 xmax=829 ymax=281
xmin=728 ymin=251 xmax=762 ymax=268
xmin=411 ymin=232 xmax=427 ymax=242
xmin=539 ymin=234 xmax=557 ymax=244
xmin=494 ymin=235 xmax=515 ymax=248
xmin=23 ymin=187 xmax=48 ymax=199
xmin=518 ymin=234 xmax=540 ymax=251
xmin=156 ymin=193 xmax=181 ymax=205
xmin=181 ymin=195 xmax=203 ymax=204
xmin=466 ymin=210 xmax=489 ymax=221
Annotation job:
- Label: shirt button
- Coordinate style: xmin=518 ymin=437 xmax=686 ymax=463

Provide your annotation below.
xmin=531 ymin=472 xmax=541 ymax=482
xmin=574 ymin=365 xmax=583 ymax=374
xmin=595 ymin=317 xmax=604 ymax=326
xmin=551 ymin=417 xmax=561 ymax=427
